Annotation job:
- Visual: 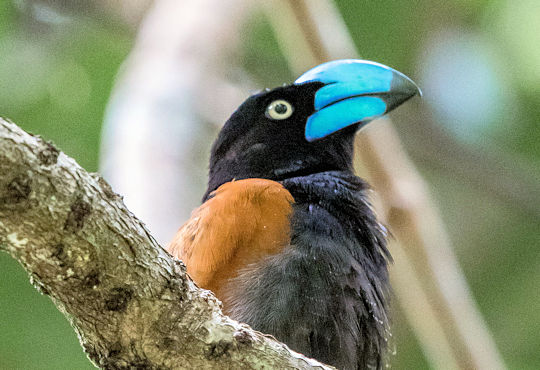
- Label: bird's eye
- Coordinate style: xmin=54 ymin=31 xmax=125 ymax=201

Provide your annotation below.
xmin=265 ymin=100 xmax=294 ymax=120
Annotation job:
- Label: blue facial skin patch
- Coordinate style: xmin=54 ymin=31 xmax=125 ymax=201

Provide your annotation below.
xmin=305 ymin=96 xmax=386 ymax=142
xmin=295 ymin=59 xmax=419 ymax=142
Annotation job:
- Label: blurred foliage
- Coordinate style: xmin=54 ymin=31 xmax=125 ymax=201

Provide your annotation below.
xmin=0 ymin=0 xmax=539 ymax=369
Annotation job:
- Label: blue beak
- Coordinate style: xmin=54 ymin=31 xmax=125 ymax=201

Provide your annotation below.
xmin=295 ymin=59 xmax=421 ymax=142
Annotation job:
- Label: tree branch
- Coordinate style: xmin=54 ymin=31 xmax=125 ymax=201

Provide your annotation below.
xmin=0 ymin=118 xmax=331 ymax=369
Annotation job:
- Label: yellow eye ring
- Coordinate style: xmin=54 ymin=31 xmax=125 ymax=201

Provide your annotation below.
xmin=265 ymin=100 xmax=294 ymax=120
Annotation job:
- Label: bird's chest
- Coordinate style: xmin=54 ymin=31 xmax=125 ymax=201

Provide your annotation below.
xmin=167 ymin=179 xmax=295 ymax=310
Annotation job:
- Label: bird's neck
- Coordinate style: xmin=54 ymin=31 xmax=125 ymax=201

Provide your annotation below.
xmin=204 ymin=129 xmax=357 ymax=202
xmin=204 ymin=162 xmax=353 ymax=202
xmin=281 ymin=170 xmax=391 ymax=264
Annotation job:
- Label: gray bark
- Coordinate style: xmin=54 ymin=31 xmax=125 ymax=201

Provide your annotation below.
xmin=0 ymin=118 xmax=331 ymax=370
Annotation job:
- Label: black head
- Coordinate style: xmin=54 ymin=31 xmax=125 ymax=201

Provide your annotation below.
xmin=204 ymin=59 xmax=421 ymax=199
xmin=206 ymin=82 xmax=360 ymax=198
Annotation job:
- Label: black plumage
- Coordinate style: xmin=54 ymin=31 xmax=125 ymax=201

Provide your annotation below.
xmin=227 ymin=171 xmax=390 ymax=369
xmin=203 ymin=83 xmax=392 ymax=369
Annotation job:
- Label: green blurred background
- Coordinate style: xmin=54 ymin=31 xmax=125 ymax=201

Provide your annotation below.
xmin=1 ymin=0 xmax=539 ymax=369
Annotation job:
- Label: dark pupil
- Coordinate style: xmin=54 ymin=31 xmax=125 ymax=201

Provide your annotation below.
xmin=274 ymin=103 xmax=287 ymax=114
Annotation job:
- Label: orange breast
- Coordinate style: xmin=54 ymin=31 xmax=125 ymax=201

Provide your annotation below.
xmin=167 ymin=178 xmax=294 ymax=308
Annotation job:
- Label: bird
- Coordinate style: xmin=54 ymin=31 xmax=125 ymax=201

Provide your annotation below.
xmin=168 ymin=59 xmax=420 ymax=369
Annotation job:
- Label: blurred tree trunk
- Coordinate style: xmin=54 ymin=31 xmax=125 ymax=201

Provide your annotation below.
xmin=101 ymin=0 xmax=250 ymax=244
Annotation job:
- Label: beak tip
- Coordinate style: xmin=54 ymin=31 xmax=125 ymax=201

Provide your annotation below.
xmin=391 ymin=72 xmax=422 ymax=98
xmin=414 ymin=83 xmax=423 ymax=98
xmin=385 ymin=72 xmax=422 ymax=111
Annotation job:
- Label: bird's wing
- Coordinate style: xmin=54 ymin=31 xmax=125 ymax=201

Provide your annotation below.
xmin=167 ymin=178 xmax=294 ymax=299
